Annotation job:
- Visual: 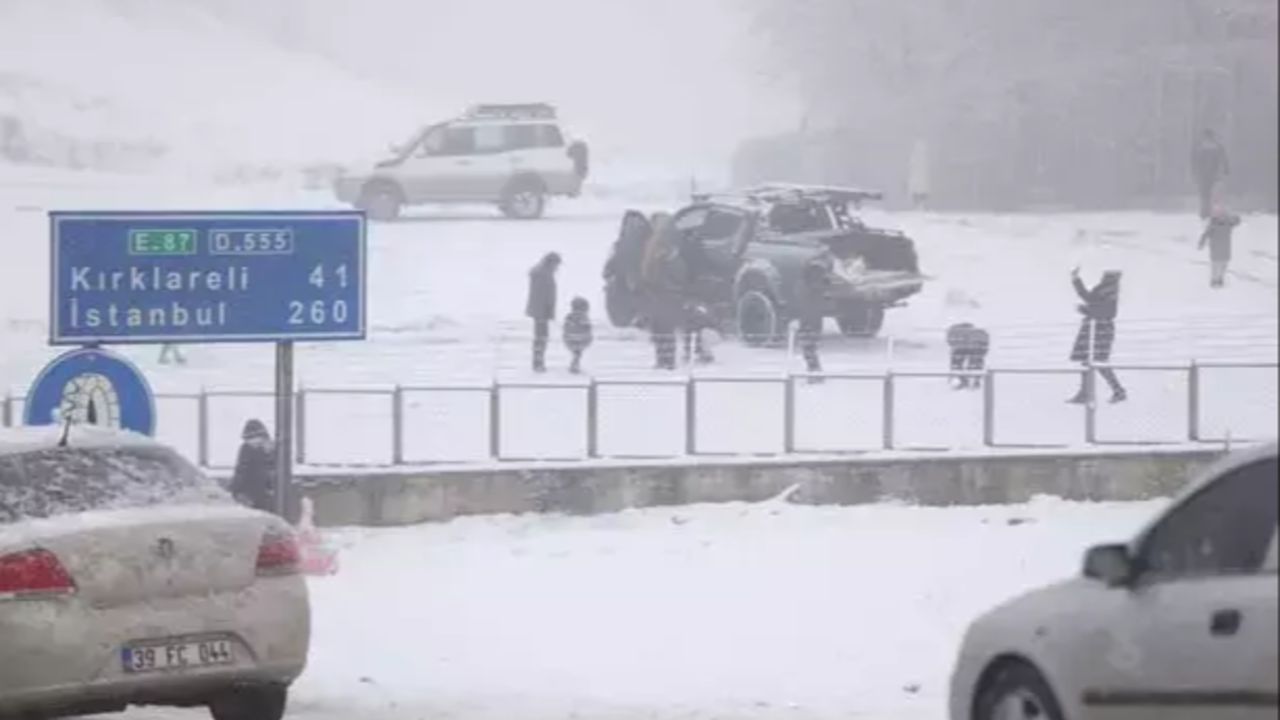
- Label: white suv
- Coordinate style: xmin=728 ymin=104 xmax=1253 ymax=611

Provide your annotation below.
xmin=334 ymin=103 xmax=588 ymax=220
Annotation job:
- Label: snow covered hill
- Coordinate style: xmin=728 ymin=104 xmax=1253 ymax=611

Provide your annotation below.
xmin=0 ymin=0 xmax=419 ymax=179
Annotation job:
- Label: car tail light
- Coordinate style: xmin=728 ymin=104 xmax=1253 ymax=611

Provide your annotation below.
xmin=0 ymin=548 xmax=77 ymax=600
xmin=256 ymin=529 xmax=301 ymax=577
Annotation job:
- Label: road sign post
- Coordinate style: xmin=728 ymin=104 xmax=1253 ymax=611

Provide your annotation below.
xmin=50 ymin=211 xmax=366 ymax=519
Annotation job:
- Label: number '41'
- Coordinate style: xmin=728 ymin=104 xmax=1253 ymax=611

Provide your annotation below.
xmin=309 ymin=264 xmax=349 ymax=289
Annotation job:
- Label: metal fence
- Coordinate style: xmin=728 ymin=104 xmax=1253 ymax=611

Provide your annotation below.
xmin=3 ymin=360 xmax=1274 ymax=468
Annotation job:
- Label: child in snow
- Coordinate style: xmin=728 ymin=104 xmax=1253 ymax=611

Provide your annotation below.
xmin=946 ymin=322 xmax=990 ymax=389
xmin=1199 ymin=207 xmax=1241 ymax=288
xmin=563 ymin=296 xmax=593 ymax=374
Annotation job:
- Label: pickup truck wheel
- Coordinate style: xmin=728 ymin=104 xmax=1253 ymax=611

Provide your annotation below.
xmin=837 ymin=303 xmax=885 ymax=337
xmin=736 ymin=290 xmax=782 ymax=347
xmin=360 ymin=186 xmax=402 ymax=222
xmin=500 ymin=181 xmax=546 ymax=219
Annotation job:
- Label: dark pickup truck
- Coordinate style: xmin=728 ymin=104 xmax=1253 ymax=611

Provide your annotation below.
xmin=603 ymin=184 xmax=926 ymax=345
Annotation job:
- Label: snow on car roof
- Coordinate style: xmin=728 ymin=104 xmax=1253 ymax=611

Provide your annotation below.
xmin=0 ymin=425 xmax=161 ymax=457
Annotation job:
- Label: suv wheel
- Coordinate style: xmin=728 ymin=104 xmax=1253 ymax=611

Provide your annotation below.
xmin=837 ymin=303 xmax=885 ymax=337
xmin=974 ymin=662 xmax=1065 ymax=720
xmin=500 ymin=181 xmax=546 ymax=220
xmin=736 ymin=289 xmax=782 ymax=347
xmin=360 ymin=185 xmax=402 ymax=222
xmin=209 ymin=684 xmax=288 ymax=720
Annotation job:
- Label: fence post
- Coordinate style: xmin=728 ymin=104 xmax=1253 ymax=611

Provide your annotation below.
xmin=197 ymin=390 xmax=210 ymax=468
xmin=1084 ymin=367 xmax=1097 ymax=444
xmin=882 ymin=372 xmax=895 ymax=450
xmin=1187 ymin=361 xmax=1200 ymax=442
xmin=783 ymin=375 xmax=796 ymax=453
xmin=392 ymin=386 xmax=404 ymax=465
xmin=294 ymin=387 xmax=306 ymax=465
xmin=489 ymin=382 xmax=502 ymax=460
xmin=685 ymin=377 xmax=698 ymax=456
xmin=587 ymin=381 xmax=599 ymax=459
xmin=982 ymin=370 xmax=996 ymax=446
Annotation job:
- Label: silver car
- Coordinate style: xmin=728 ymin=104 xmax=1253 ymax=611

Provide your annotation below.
xmin=0 ymin=426 xmax=310 ymax=720
xmin=949 ymin=442 xmax=1278 ymax=720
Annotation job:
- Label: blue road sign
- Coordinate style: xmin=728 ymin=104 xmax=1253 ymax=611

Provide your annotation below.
xmin=50 ymin=211 xmax=366 ymax=344
xmin=25 ymin=348 xmax=156 ymax=435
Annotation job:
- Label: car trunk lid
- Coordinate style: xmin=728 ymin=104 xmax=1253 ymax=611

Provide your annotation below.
xmin=13 ymin=505 xmax=267 ymax=608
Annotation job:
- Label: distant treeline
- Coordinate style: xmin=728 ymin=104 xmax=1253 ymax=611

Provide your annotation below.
xmin=738 ymin=0 xmax=1278 ymax=211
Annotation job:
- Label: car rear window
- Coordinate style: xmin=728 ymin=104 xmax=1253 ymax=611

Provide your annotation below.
xmin=0 ymin=446 xmax=232 ymax=524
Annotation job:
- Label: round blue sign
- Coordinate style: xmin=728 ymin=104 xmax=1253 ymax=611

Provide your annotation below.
xmin=24 ymin=348 xmax=155 ymax=436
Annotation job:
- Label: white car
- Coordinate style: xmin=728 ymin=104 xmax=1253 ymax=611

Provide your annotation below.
xmin=949 ymin=442 xmax=1278 ymax=720
xmin=0 ymin=426 xmax=310 ymax=720
xmin=334 ymin=102 xmax=589 ymax=220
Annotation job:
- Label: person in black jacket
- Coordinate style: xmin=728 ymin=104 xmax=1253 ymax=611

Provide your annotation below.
xmin=794 ymin=261 xmax=828 ymax=379
xmin=229 ymin=419 xmax=277 ymax=514
xmin=1192 ymin=129 xmax=1230 ymax=219
xmin=1068 ymin=268 xmax=1126 ymax=404
xmin=526 ymin=252 xmax=561 ymax=373
xmin=946 ymin=322 xmax=990 ymax=390
xmin=563 ymin=296 xmax=593 ymax=374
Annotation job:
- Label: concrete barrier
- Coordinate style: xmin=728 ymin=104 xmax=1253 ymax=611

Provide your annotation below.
xmin=294 ymin=445 xmax=1234 ymax=527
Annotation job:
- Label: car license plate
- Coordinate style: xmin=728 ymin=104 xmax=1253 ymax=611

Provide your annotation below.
xmin=122 ymin=638 xmax=234 ymax=673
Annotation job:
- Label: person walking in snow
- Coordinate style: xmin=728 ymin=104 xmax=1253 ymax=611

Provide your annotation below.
xmin=946 ymin=322 xmax=990 ymax=390
xmin=640 ymin=214 xmax=685 ymax=371
xmin=1067 ymin=267 xmax=1126 ymax=404
xmin=562 ymin=296 xmax=594 ymax=374
xmin=794 ymin=260 xmax=828 ymax=379
xmin=229 ymin=419 xmax=278 ymax=515
xmin=526 ymin=252 xmax=561 ymax=373
xmin=1191 ymin=129 xmax=1230 ymax=219
xmin=1199 ymin=206 xmax=1241 ymax=288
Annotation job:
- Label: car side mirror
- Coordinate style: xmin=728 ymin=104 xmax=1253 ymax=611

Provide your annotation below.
xmin=1083 ymin=543 xmax=1135 ymax=587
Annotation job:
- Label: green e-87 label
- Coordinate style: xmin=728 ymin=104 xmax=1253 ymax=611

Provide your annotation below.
xmin=128 ymin=229 xmax=198 ymax=256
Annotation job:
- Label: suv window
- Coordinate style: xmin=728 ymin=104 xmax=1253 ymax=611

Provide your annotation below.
xmin=472 ymin=125 xmax=506 ymax=154
xmin=420 ymin=126 xmax=475 ymax=157
xmin=507 ymin=124 xmax=564 ymax=150
xmin=1139 ymin=458 xmax=1278 ymax=580
xmin=0 ymin=446 xmax=231 ymax=524
xmin=700 ymin=209 xmax=744 ymax=243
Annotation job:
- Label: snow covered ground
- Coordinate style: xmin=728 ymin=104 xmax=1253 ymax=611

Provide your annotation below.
xmin=1 ymin=172 xmax=1275 ymax=463
xmin=88 ymin=495 xmax=1164 ymax=720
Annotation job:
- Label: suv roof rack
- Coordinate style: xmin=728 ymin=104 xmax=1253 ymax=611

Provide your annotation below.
xmin=693 ymin=183 xmax=883 ymax=206
xmin=745 ymin=183 xmax=883 ymax=204
xmin=464 ymin=103 xmax=558 ymax=121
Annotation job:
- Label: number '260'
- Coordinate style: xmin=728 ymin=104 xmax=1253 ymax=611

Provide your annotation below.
xmin=288 ymin=300 xmax=349 ymax=325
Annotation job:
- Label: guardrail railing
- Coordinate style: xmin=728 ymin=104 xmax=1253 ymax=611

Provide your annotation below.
xmin=3 ymin=360 xmax=1274 ymax=468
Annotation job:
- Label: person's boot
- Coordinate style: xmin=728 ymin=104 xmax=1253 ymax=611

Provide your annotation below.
xmin=1110 ymin=388 xmax=1127 ymax=403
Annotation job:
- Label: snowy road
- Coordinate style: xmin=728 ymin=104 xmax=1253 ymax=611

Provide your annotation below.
xmin=90 ymin=497 xmax=1163 ymax=720
xmin=2 ymin=175 xmax=1276 ymax=460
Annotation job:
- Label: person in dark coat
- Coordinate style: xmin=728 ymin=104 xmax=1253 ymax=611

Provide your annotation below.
xmin=526 ymin=252 xmax=561 ymax=373
xmin=1199 ymin=207 xmax=1241 ymax=288
xmin=562 ymin=296 xmax=593 ymax=374
xmin=1068 ymin=268 xmax=1126 ymax=404
xmin=946 ymin=322 xmax=990 ymax=390
xmin=641 ymin=214 xmax=685 ymax=370
xmin=1191 ymin=129 xmax=1230 ymax=219
xmin=229 ymin=419 xmax=277 ymax=514
xmin=794 ymin=261 xmax=828 ymax=378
